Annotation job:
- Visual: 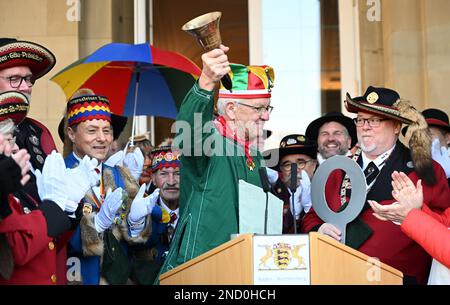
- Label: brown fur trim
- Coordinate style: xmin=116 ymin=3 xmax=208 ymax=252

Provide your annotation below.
xmin=395 ymin=99 xmax=436 ymax=185
xmin=102 ymin=166 xmax=140 ymax=243
xmin=80 ymin=213 xmax=104 ymax=256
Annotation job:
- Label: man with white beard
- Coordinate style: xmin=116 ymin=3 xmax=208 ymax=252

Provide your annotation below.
xmin=0 ymin=38 xmax=57 ymax=171
xmin=302 ymin=86 xmax=450 ymax=284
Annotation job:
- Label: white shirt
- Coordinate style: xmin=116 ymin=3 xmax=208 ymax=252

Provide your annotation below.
xmin=361 ymin=144 xmax=396 ymax=188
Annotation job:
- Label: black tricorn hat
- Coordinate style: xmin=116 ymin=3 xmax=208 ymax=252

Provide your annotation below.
xmin=345 ymin=86 xmax=413 ymax=124
xmin=263 ymin=134 xmax=317 ymax=170
xmin=305 ymin=112 xmax=357 ymax=148
xmin=57 ymin=113 xmax=128 ymax=143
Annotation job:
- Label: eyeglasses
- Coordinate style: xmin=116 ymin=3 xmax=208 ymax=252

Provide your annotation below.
xmin=5 ymin=136 xmax=16 ymax=146
xmin=353 ymin=117 xmax=389 ymax=127
xmin=281 ymin=159 xmax=315 ymax=171
xmin=0 ymin=75 xmax=35 ymax=88
xmin=235 ymin=102 xmax=273 ymax=115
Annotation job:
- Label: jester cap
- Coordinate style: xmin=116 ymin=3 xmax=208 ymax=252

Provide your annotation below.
xmin=218 ymin=64 xmax=274 ymax=99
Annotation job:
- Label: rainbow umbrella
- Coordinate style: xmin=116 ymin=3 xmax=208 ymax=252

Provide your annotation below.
xmin=51 ymin=43 xmax=201 ymax=120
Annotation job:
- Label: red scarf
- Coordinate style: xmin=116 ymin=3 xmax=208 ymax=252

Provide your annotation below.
xmin=214 ymin=115 xmax=256 ymax=171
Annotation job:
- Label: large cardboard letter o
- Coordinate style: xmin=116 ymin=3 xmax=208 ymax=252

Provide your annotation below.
xmin=311 ymin=155 xmax=366 ymax=244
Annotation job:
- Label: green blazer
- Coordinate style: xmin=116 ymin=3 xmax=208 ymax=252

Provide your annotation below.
xmin=158 ymin=83 xmax=264 ymax=278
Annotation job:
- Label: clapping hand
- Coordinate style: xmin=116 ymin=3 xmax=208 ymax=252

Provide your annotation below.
xmin=123 ymin=146 xmax=144 ymax=181
xmin=94 ymin=187 xmax=123 ymax=233
xmin=35 ymin=151 xmax=68 ymax=211
xmin=369 ymin=171 xmax=423 ymax=224
xmin=0 ymin=135 xmax=30 ymax=186
xmin=65 ymin=156 xmax=99 ymax=216
xmin=128 ymin=184 xmax=159 ymax=224
xmin=128 ymin=185 xmax=159 ymax=237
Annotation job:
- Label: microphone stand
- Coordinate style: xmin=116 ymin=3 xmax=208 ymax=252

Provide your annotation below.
xmin=258 ymin=167 xmax=271 ymax=235
xmin=289 ymin=163 xmax=298 ymax=234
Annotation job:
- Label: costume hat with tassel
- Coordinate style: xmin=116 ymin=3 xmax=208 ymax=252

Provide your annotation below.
xmin=346 ymin=86 xmax=436 ymax=185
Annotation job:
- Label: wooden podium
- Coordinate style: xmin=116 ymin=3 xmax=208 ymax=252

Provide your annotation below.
xmin=160 ymin=232 xmax=403 ymax=285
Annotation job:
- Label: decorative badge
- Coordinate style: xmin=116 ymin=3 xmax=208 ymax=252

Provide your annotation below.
xmin=83 ymin=203 xmax=93 ymax=215
xmin=29 ymin=135 xmax=39 ymax=146
xmin=33 ymin=146 xmax=42 ymax=155
xmin=246 ymin=159 xmax=255 ymax=171
xmin=286 ymin=138 xmax=297 ymax=145
xmin=366 ymin=92 xmax=379 ymax=104
xmin=36 ymin=155 xmax=44 ymax=164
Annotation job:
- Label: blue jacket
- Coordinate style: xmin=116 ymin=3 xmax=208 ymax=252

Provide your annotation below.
xmin=65 ymin=153 xmax=127 ymax=285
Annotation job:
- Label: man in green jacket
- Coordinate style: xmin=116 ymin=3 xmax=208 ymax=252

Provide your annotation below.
xmin=158 ymin=45 xmax=275 ymax=276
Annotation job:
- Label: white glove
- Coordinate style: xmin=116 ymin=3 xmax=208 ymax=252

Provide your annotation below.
xmin=128 ymin=185 xmax=159 ymax=237
xmin=104 ymin=150 xmax=124 ymax=167
xmin=123 ymin=147 xmax=144 ymax=181
xmin=291 ymin=170 xmax=312 ymax=218
xmin=64 ymin=156 xmax=100 ymax=216
xmin=291 ymin=187 xmax=301 ymax=220
xmin=431 ymin=138 xmax=450 ymax=178
xmin=35 ymin=151 xmax=68 ymax=211
xmin=300 ymin=170 xmax=312 ymax=213
xmin=94 ymin=187 xmax=123 ymax=233
xmin=266 ymin=167 xmax=279 ymax=185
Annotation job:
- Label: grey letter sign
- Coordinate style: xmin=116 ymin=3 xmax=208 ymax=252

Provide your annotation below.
xmin=311 ymin=155 xmax=366 ymax=244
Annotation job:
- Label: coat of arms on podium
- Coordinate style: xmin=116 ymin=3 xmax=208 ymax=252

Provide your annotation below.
xmin=253 ymin=235 xmax=310 ymax=285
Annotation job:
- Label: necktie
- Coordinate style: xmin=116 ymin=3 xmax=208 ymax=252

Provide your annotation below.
xmin=169 ymin=212 xmax=177 ymax=224
xmin=364 ymin=161 xmax=379 ymax=186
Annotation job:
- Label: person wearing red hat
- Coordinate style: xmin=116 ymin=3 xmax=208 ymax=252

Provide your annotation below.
xmin=422 ymin=108 xmax=450 ymax=184
xmin=63 ymin=90 xmax=147 ymax=285
xmin=126 ymin=145 xmax=181 ymax=284
xmin=156 ymin=45 xmax=275 ymax=279
xmin=0 ymin=38 xmax=57 ymax=171
xmin=302 ymin=86 xmax=450 ymax=284
xmin=0 ymin=91 xmax=99 ymax=285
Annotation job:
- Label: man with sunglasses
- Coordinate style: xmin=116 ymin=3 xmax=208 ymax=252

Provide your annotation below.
xmin=0 ymin=38 xmax=57 ymax=171
xmin=302 ymin=86 xmax=450 ymax=284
